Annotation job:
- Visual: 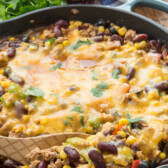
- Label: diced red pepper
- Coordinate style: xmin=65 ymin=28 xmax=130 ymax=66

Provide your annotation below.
xmin=112 ymin=124 xmax=123 ymax=135
xmin=131 ymin=160 xmax=140 ymax=168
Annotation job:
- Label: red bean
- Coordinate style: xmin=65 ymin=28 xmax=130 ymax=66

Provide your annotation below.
xmin=37 ymin=161 xmax=47 ymax=168
xmin=149 ymin=40 xmax=161 ymax=53
xmin=111 ymin=35 xmax=124 ymax=45
xmin=126 ymin=67 xmax=135 ymax=80
xmin=88 ymin=150 xmax=106 ymax=168
xmin=64 ymin=147 xmax=80 ymax=161
xmin=7 ymin=47 xmax=16 ymax=58
xmin=78 ymin=25 xmax=89 ymax=30
xmin=92 ymin=36 xmax=104 ymax=42
xmin=54 ymin=27 xmax=63 ymax=38
xmin=55 ymin=20 xmax=69 ymax=28
xmin=132 ymin=34 xmax=148 ymax=42
xmin=154 ymin=80 xmax=168 ymax=91
xmin=9 ymin=75 xmax=24 ymax=86
xmin=15 ymin=101 xmax=25 ymax=118
xmin=158 ymin=158 xmax=168 ymax=166
xmin=97 ymin=142 xmax=118 ymax=155
xmin=0 ymin=85 xmax=5 ymax=97
xmin=3 ymin=159 xmax=20 ymax=168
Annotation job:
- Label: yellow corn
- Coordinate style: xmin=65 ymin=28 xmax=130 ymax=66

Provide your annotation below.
xmin=29 ymin=45 xmax=38 ymax=52
xmin=139 ymin=41 xmax=147 ymax=48
xmin=20 ymin=165 xmax=28 ymax=168
xmin=9 ymin=37 xmax=15 ymax=41
xmin=0 ymin=69 xmax=4 ymax=75
xmin=23 ymin=115 xmax=30 ymax=122
xmin=60 ymin=150 xmax=67 ymax=160
xmin=40 ymin=117 xmax=49 ymax=125
xmin=63 ymin=40 xmax=70 ymax=47
xmin=117 ymin=131 xmax=126 ymax=138
xmin=23 ymin=43 xmax=29 ymax=48
xmin=134 ymin=43 xmax=141 ymax=49
xmin=57 ymin=44 xmax=64 ymax=49
xmin=47 ymin=96 xmax=58 ymax=105
xmin=152 ymin=100 xmax=160 ymax=106
xmin=98 ymin=26 xmax=105 ymax=32
xmin=63 ymin=165 xmax=71 ymax=168
xmin=119 ymin=77 xmax=127 ymax=83
xmin=21 ymin=99 xmax=26 ymax=105
xmin=70 ymin=21 xmax=75 ymax=25
xmin=74 ymin=21 xmax=82 ymax=26
xmin=113 ymin=25 xmax=120 ymax=30
xmin=126 ymin=136 xmax=137 ymax=145
xmin=160 ymin=152 xmax=166 ymax=159
xmin=119 ymin=118 xmax=129 ymax=125
xmin=1 ymin=81 xmax=11 ymax=88
xmin=162 ymin=95 xmax=168 ymax=102
xmin=69 ymin=25 xmax=75 ymax=29
xmin=31 ymin=36 xmax=36 ymax=41
xmin=118 ymin=27 xmax=127 ymax=36
xmin=147 ymin=90 xmax=159 ymax=100
xmin=45 ymin=41 xmax=50 ymax=47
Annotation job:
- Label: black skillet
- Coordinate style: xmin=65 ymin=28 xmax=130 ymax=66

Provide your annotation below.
xmin=0 ymin=0 xmax=168 ymax=167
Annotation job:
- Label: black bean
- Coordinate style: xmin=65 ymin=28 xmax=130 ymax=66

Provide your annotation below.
xmin=96 ymin=19 xmax=107 ymax=27
xmin=55 ymin=20 xmax=69 ymax=28
xmin=158 ymin=158 xmax=168 ymax=166
xmin=4 ymin=67 xmax=12 ymax=77
xmin=22 ymin=36 xmax=30 ymax=43
xmin=37 ymin=160 xmax=47 ymax=168
xmin=139 ymin=160 xmax=148 ymax=168
xmin=126 ymin=67 xmax=135 ymax=80
xmin=88 ymin=150 xmax=106 ymax=168
xmin=64 ymin=147 xmax=80 ymax=161
xmin=131 ymin=122 xmax=141 ymax=129
xmin=154 ymin=80 xmax=168 ymax=91
xmin=131 ymin=144 xmax=140 ymax=152
xmin=159 ymin=140 xmax=166 ymax=151
xmin=54 ymin=27 xmax=63 ymax=38
xmin=111 ymin=35 xmax=124 ymax=45
xmin=132 ymin=34 xmax=148 ymax=43
xmin=97 ymin=142 xmax=118 ymax=155
xmin=9 ymin=75 xmax=25 ymax=86
xmin=150 ymin=40 xmax=161 ymax=53
xmin=103 ymin=129 xmax=112 ymax=136
xmin=7 ymin=48 xmax=16 ymax=58
xmin=0 ymin=85 xmax=5 ymax=97
xmin=92 ymin=36 xmax=104 ymax=42
xmin=27 ymin=96 xmax=33 ymax=103
xmin=149 ymin=160 xmax=156 ymax=168
xmin=3 ymin=159 xmax=20 ymax=168
xmin=115 ymin=140 xmax=125 ymax=147
xmin=8 ymin=42 xmax=21 ymax=48
xmin=14 ymin=101 xmax=25 ymax=118
xmin=109 ymin=26 xmax=118 ymax=35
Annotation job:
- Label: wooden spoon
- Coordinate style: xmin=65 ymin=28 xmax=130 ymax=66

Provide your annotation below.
xmin=0 ymin=132 xmax=89 ymax=165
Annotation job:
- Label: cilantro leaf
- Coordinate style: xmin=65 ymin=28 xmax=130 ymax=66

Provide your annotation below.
xmin=112 ymin=69 xmax=121 ymax=79
xmin=62 ymin=118 xmax=69 ymax=126
xmin=49 ymin=63 xmax=62 ymax=71
xmin=0 ymin=5 xmax=7 ymax=21
xmin=126 ymin=113 xmax=143 ymax=123
xmin=71 ymin=105 xmax=84 ymax=113
xmin=81 ymin=115 xmax=85 ymax=127
xmin=73 ymin=39 xmax=92 ymax=50
xmin=33 ymin=104 xmax=37 ymax=109
xmin=92 ymin=68 xmax=98 ymax=80
xmin=24 ymin=86 xmax=44 ymax=97
xmin=67 ymin=116 xmax=73 ymax=121
xmin=96 ymin=81 xmax=108 ymax=89
xmin=49 ymin=38 xmax=56 ymax=47
xmin=91 ymin=88 xmax=103 ymax=97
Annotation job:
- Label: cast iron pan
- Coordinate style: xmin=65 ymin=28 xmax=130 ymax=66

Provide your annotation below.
xmin=0 ymin=0 xmax=168 ymax=167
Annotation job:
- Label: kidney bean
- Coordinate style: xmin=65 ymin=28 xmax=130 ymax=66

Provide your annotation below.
xmin=109 ymin=26 xmax=118 ymax=35
xmin=88 ymin=150 xmax=106 ymax=168
xmin=22 ymin=36 xmax=30 ymax=43
xmin=154 ymin=80 xmax=168 ymax=91
xmin=149 ymin=40 xmax=161 ymax=53
xmin=115 ymin=140 xmax=125 ymax=147
xmin=149 ymin=160 xmax=156 ymax=168
xmin=37 ymin=160 xmax=47 ymax=168
xmin=111 ymin=35 xmax=124 ymax=45
xmin=0 ymin=85 xmax=5 ymax=97
xmin=132 ymin=34 xmax=148 ymax=43
xmin=126 ymin=67 xmax=135 ymax=80
xmin=7 ymin=47 xmax=16 ymax=58
xmin=15 ymin=101 xmax=25 ymax=118
xmin=92 ymin=36 xmax=104 ymax=42
xmin=103 ymin=129 xmax=112 ymax=136
xmin=64 ymin=147 xmax=80 ymax=161
xmin=8 ymin=42 xmax=21 ymax=48
xmin=9 ymin=75 xmax=25 ymax=86
xmin=4 ymin=67 xmax=12 ymax=77
xmin=131 ymin=144 xmax=140 ymax=152
xmin=54 ymin=27 xmax=63 ymax=38
xmin=158 ymin=140 xmax=166 ymax=151
xmin=78 ymin=25 xmax=89 ymax=30
xmin=55 ymin=20 xmax=69 ymax=28
xmin=144 ymin=86 xmax=150 ymax=93
xmin=97 ymin=142 xmax=118 ymax=155
xmin=3 ymin=159 xmax=20 ymax=168
xmin=96 ymin=19 xmax=107 ymax=27
xmin=158 ymin=158 xmax=168 ymax=166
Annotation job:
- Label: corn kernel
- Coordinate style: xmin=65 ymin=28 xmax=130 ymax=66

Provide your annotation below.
xmin=63 ymin=165 xmax=71 ymax=168
xmin=119 ymin=118 xmax=129 ymax=125
xmin=31 ymin=36 xmax=36 ymax=41
xmin=60 ymin=150 xmax=67 ymax=160
xmin=69 ymin=25 xmax=75 ymax=29
xmin=0 ymin=69 xmax=4 ymax=75
xmin=113 ymin=25 xmax=120 ymax=30
xmin=23 ymin=115 xmax=30 ymax=122
xmin=47 ymin=96 xmax=58 ymax=105
xmin=160 ymin=152 xmax=166 ymax=160
xmin=21 ymin=99 xmax=26 ymax=105
xmin=74 ymin=21 xmax=82 ymax=26
xmin=63 ymin=40 xmax=70 ymax=47
xmin=118 ymin=27 xmax=127 ymax=36
xmin=20 ymin=165 xmax=28 ymax=168
xmin=126 ymin=135 xmax=137 ymax=145
xmin=152 ymin=100 xmax=160 ymax=106
xmin=147 ymin=90 xmax=159 ymax=100
xmin=134 ymin=43 xmax=141 ymax=49
xmin=57 ymin=44 xmax=64 ymax=49
xmin=9 ymin=37 xmax=15 ymax=41
xmin=119 ymin=77 xmax=127 ymax=83
xmin=1 ymin=81 xmax=11 ymax=88
xmin=70 ymin=21 xmax=75 ymax=25
xmin=155 ymin=76 xmax=163 ymax=82
xmin=139 ymin=41 xmax=147 ymax=48
xmin=23 ymin=43 xmax=29 ymax=48
xmin=29 ymin=45 xmax=38 ymax=52
xmin=98 ymin=26 xmax=105 ymax=32
xmin=162 ymin=95 xmax=168 ymax=102
xmin=40 ymin=117 xmax=49 ymax=125
xmin=45 ymin=41 xmax=50 ymax=47
xmin=117 ymin=131 xmax=126 ymax=138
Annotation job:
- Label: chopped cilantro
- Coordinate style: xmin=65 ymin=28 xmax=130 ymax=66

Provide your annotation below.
xmin=0 ymin=96 xmax=4 ymax=103
xmin=67 ymin=116 xmax=73 ymax=121
xmin=71 ymin=105 xmax=84 ymax=113
xmin=112 ymin=69 xmax=121 ymax=79
xmin=24 ymin=86 xmax=44 ymax=97
xmin=33 ymin=104 xmax=37 ymax=109
xmin=81 ymin=115 xmax=85 ymax=127
xmin=73 ymin=39 xmax=92 ymax=50
xmin=49 ymin=38 xmax=56 ymax=47
xmin=92 ymin=68 xmax=98 ymax=80
xmin=62 ymin=118 xmax=72 ymax=127
xmin=91 ymin=88 xmax=103 ymax=97
xmin=96 ymin=81 xmax=108 ymax=89
xmin=49 ymin=63 xmax=62 ymax=71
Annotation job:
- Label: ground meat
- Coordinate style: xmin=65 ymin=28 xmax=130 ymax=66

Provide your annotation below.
xmin=48 ymin=159 xmax=62 ymax=168
xmin=28 ymin=160 xmax=40 ymax=168
xmin=79 ymin=23 xmax=98 ymax=37
xmin=125 ymin=29 xmax=136 ymax=40
xmin=8 ymin=131 xmax=28 ymax=138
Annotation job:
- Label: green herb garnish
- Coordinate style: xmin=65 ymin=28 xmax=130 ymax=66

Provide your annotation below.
xmin=33 ymin=104 xmax=37 ymax=109
xmin=67 ymin=116 xmax=73 ymax=121
xmin=62 ymin=118 xmax=71 ymax=127
xmin=73 ymin=39 xmax=92 ymax=50
xmin=49 ymin=63 xmax=62 ymax=71
xmin=92 ymin=68 xmax=98 ymax=80
xmin=112 ymin=69 xmax=121 ymax=79
xmin=24 ymin=86 xmax=44 ymax=97
xmin=81 ymin=115 xmax=85 ymax=127
xmin=71 ymin=105 xmax=84 ymax=113
xmin=96 ymin=81 xmax=108 ymax=89
xmin=49 ymin=38 xmax=56 ymax=47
